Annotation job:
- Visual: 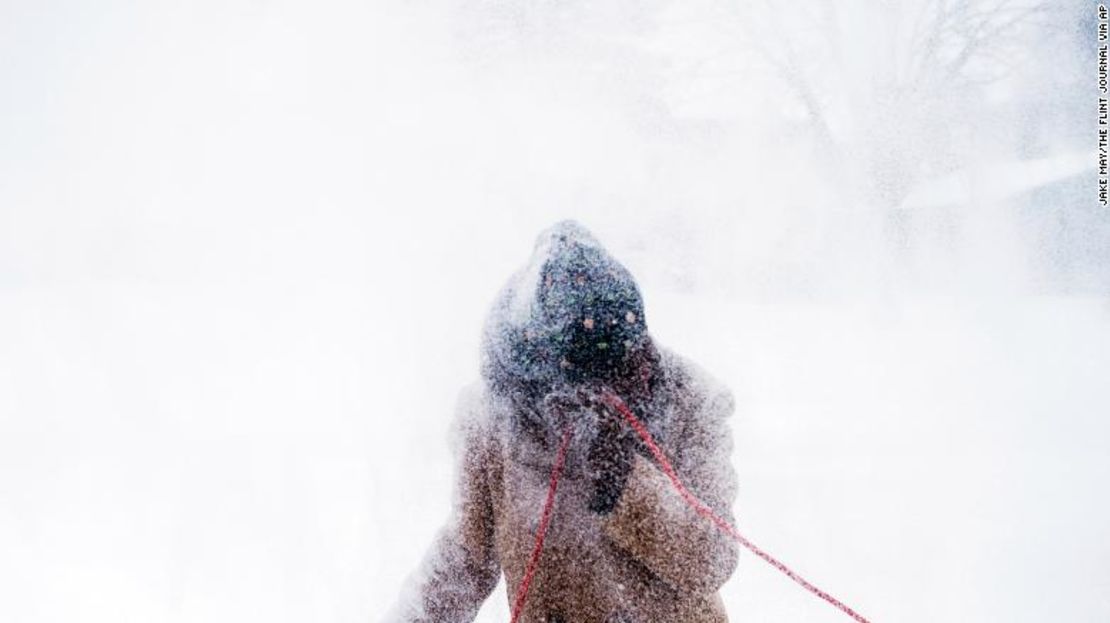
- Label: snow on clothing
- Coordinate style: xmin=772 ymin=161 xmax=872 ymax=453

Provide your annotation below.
xmin=389 ymin=222 xmax=739 ymax=622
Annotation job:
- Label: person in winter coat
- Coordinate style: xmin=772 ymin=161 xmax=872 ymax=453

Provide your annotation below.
xmin=387 ymin=221 xmax=739 ymax=622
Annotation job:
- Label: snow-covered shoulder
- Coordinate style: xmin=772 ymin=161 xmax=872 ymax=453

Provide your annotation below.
xmin=660 ymin=347 xmax=736 ymax=423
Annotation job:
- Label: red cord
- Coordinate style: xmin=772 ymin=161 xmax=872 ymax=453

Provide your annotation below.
xmin=508 ymin=394 xmax=871 ymax=623
xmin=509 ymin=426 xmax=572 ymax=623
xmin=599 ymin=391 xmax=871 ymax=623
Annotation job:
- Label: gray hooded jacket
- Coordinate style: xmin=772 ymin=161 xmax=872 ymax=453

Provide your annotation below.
xmin=387 ymin=222 xmax=739 ymax=622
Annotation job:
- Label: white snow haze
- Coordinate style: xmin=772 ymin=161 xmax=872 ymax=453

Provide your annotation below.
xmin=0 ymin=1 xmax=1105 ymax=622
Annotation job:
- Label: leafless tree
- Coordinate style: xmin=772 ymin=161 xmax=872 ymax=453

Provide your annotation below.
xmin=729 ymin=0 xmax=1052 ymax=212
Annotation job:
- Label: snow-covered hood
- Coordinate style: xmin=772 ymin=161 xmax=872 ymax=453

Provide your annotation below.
xmin=481 ymin=220 xmax=648 ymax=395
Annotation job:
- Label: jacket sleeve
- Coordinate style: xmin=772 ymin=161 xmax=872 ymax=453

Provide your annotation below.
xmin=386 ymin=389 xmax=501 ymax=623
xmin=601 ymin=383 xmax=740 ymax=595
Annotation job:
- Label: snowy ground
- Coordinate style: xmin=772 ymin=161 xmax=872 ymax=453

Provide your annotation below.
xmin=2 ymin=281 xmax=1107 ymax=622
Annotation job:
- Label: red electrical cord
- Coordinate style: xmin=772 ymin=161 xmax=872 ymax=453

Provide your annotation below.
xmin=508 ymin=393 xmax=871 ymax=623
xmin=508 ymin=426 xmax=572 ymax=623
xmin=599 ymin=390 xmax=871 ymax=623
